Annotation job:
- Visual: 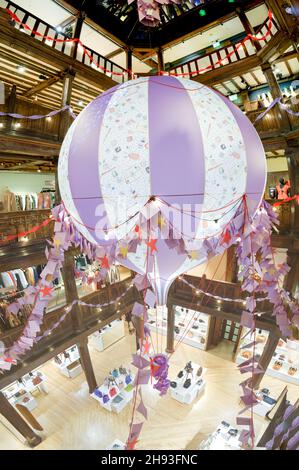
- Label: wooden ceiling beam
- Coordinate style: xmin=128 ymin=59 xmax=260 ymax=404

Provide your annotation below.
xmin=22 ymin=71 xmax=66 ymax=97
xmin=6 ymin=160 xmax=46 ymax=171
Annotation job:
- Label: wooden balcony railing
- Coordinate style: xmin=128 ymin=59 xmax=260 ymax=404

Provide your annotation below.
xmin=168 ymin=15 xmax=278 ymax=78
xmin=0 ymin=209 xmax=53 ymax=246
xmin=0 ymin=0 xmax=128 ymax=83
xmin=0 ymin=94 xmax=61 ymax=140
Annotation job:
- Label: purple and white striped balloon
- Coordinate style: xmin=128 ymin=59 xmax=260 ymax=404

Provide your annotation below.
xmin=58 ymin=76 xmax=266 ymax=304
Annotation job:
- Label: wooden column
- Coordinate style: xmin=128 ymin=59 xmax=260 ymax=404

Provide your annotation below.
xmin=77 ymin=339 xmax=97 ymax=393
xmin=286 ymin=148 xmax=299 ymax=234
xmin=261 ymin=63 xmax=291 ymax=130
xmin=252 ymin=333 xmax=280 ymax=389
xmin=61 ymin=251 xmax=83 ymax=333
xmin=59 ymin=71 xmax=75 ymax=141
xmin=226 ymin=245 xmax=238 ymax=283
xmin=126 ymin=47 xmax=133 ymax=80
xmin=72 ymin=11 xmax=86 ymax=60
xmin=0 ymin=392 xmax=42 ymax=448
xmin=236 ymin=7 xmax=262 ymax=51
xmin=157 ymin=47 xmax=164 ymax=73
xmin=166 ymin=304 xmax=175 ymax=353
xmin=6 ymin=84 xmax=17 ymax=131
xmin=284 ymin=250 xmax=299 ymax=295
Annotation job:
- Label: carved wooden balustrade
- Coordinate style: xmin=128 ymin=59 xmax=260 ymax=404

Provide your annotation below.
xmin=168 ymin=15 xmax=278 ymax=77
xmin=0 ymin=0 xmax=128 ymax=83
xmin=0 ymin=209 xmax=53 ymax=246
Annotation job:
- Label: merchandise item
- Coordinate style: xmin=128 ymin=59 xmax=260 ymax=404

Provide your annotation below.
xmin=262 ymin=395 xmax=276 ymax=406
xmin=119 ymin=366 xmax=127 ymax=375
xmin=102 ymin=394 xmax=110 ymax=404
xmin=94 ymin=389 xmax=103 ymax=398
xmin=288 ymin=367 xmax=297 ymax=376
xmin=124 ymin=383 xmax=133 ymax=393
xmin=170 ymin=381 xmax=177 ymax=388
xmin=273 ymin=361 xmax=283 ymax=370
xmin=112 ymin=369 xmax=119 ymax=378
xmin=109 ymin=387 xmax=117 ymax=397
xmin=174 ymin=326 xmax=180 ymax=334
xmin=125 ymin=375 xmax=132 ymax=385
xmin=177 ymin=370 xmax=184 ymax=379
xmin=112 ymin=395 xmax=123 ymax=404
xmin=197 ymin=367 xmax=203 ymax=377
xmin=183 ymin=378 xmax=191 ymax=389
xmin=185 ymin=362 xmax=193 ymax=374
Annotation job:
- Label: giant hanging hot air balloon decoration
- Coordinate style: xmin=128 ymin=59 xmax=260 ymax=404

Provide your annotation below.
xmin=58 ymin=76 xmax=266 ymax=308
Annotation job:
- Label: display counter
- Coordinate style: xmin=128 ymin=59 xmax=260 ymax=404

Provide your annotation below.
xmin=235 ymin=328 xmax=299 ymax=386
xmin=53 ymin=345 xmax=82 ymax=378
xmin=148 ymin=305 xmax=210 ymax=350
xmin=2 ymin=370 xmax=47 ymax=411
xmin=169 ymin=361 xmax=205 ymax=405
xmin=91 ymin=366 xmax=134 ymax=414
xmin=199 ymin=421 xmax=243 ymax=450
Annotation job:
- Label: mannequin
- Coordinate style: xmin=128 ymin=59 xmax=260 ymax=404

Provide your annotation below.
xmin=276 ymin=177 xmax=291 ymax=200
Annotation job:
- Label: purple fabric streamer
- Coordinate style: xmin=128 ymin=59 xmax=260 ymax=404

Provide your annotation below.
xmin=150 ymin=354 xmax=170 ymax=396
xmin=0 ymin=105 xmax=76 ymax=120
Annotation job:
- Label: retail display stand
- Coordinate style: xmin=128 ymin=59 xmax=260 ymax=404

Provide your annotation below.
xmin=53 ymin=345 xmax=82 ymax=379
xmin=91 ymin=366 xmax=134 ymax=414
xmin=199 ymin=421 xmax=243 ymax=450
xmin=236 ymin=328 xmax=299 ymax=385
xmin=253 ymin=390 xmax=277 ymax=417
xmin=148 ymin=306 xmax=210 ymax=351
xmin=170 ymin=361 xmax=205 ymax=405
xmin=2 ymin=370 xmax=47 ymax=411
xmin=106 ymin=439 xmax=126 ymax=450
xmin=89 ymin=319 xmax=125 ymax=352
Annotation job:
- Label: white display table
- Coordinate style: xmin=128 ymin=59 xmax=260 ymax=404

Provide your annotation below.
xmin=91 ymin=368 xmax=134 ymax=414
xmin=253 ymin=390 xmax=277 ymax=417
xmin=199 ymin=422 xmax=243 ymax=450
xmin=89 ymin=320 xmax=125 ymax=352
xmin=106 ymin=439 xmax=126 ymax=450
xmin=170 ymin=362 xmax=205 ymax=405
xmin=2 ymin=370 xmax=47 ymax=411
xmin=53 ymin=345 xmax=82 ymax=378
xmin=148 ymin=306 xmax=210 ymax=351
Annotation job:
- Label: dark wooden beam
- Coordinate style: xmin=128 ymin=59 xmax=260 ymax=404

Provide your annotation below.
xmin=106 ymin=48 xmax=123 ymax=60
xmin=166 ymin=304 xmax=175 ymax=354
xmin=22 ymin=73 xmax=65 ymax=98
xmin=77 ymin=339 xmax=98 ymax=393
xmin=0 ymin=392 xmax=42 ymax=447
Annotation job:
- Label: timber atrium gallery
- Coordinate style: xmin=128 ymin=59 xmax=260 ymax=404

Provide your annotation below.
xmin=0 ymin=0 xmax=298 ymax=457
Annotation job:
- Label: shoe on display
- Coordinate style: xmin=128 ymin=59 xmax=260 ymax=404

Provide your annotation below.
xmin=174 ymin=326 xmax=180 ymax=334
xmin=183 ymin=378 xmax=191 ymax=389
xmin=184 ymin=361 xmax=193 ymax=374
xmin=170 ymin=381 xmax=177 ymax=388
xmin=196 ymin=366 xmax=203 ymax=377
xmin=196 ymin=379 xmax=203 ymax=386
xmin=177 ymin=370 xmax=184 ymax=378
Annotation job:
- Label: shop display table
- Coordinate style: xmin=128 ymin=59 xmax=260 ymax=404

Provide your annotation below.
xmin=148 ymin=306 xmax=210 ymax=351
xmin=199 ymin=421 xmax=243 ymax=450
xmin=91 ymin=367 xmax=134 ymax=414
xmin=170 ymin=362 xmax=205 ymax=405
xmin=2 ymin=370 xmax=47 ymax=411
xmin=106 ymin=439 xmax=126 ymax=450
xmin=253 ymin=390 xmax=277 ymax=417
xmin=53 ymin=345 xmax=82 ymax=379
xmin=89 ymin=320 xmax=125 ymax=352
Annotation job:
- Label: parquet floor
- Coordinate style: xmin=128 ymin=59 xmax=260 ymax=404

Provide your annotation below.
xmin=0 ymin=333 xmax=298 ymax=450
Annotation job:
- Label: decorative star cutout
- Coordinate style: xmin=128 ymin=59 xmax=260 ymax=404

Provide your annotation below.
xmin=220 ymin=228 xmax=231 ymax=245
xmin=142 ymin=337 xmax=151 ymax=356
xmin=100 ymin=255 xmax=109 ymax=269
xmin=119 ymin=245 xmax=129 ymax=258
xmin=158 ymin=214 xmax=167 ymax=229
xmin=53 ymin=238 xmax=61 ymax=249
xmin=147 ymin=239 xmax=157 ymax=254
xmin=39 ymin=286 xmax=53 ymax=297
xmin=134 ymin=224 xmax=140 ymax=233
xmin=188 ymin=250 xmax=198 ymax=260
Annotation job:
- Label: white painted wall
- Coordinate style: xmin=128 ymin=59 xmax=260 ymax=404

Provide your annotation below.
xmin=0 ymin=171 xmax=55 ymax=194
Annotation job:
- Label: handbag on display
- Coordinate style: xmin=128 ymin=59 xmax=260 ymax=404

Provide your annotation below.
xmin=103 ymin=394 xmax=110 ymax=404
xmin=184 ymin=361 xmax=193 ymax=374
xmin=32 ymin=376 xmax=42 ymax=386
xmin=183 ymin=378 xmax=191 ymax=389
xmin=112 ymin=369 xmax=119 ymax=378
xmin=94 ymin=389 xmax=103 ymax=398
xmin=196 ymin=367 xmax=203 ymax=377
xmin=109 ymin=387 xmax=117 ymax=397
xmin=119 ymin=366 xmax=127 ymax=375
xmin=125 ymin=375 xmax=132 ymax=385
